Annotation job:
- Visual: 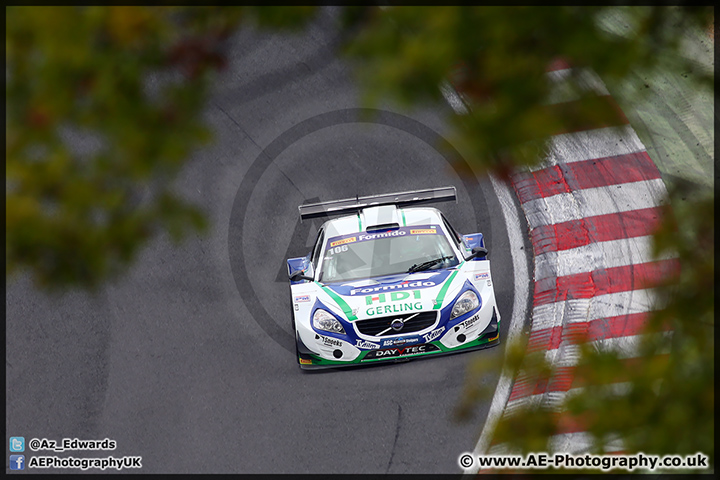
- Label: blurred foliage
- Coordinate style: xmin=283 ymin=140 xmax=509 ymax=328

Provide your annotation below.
xmin=342 ymin=6 xmax=712 ymax=177
xmin=6 ymin=6 xmax=714 ymax=470
xmin=456 ymin=183 xmax=713 ymax=473
xmin=6 ymin=6 xmax=317 ymax=290
xmin=337 ymin=6 xmax=719 ymax=473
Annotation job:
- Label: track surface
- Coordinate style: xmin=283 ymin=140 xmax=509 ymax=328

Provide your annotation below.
xmin=6 ymin=11 xmax=527 ymax=474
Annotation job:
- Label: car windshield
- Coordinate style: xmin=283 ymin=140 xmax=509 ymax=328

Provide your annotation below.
xmin=318 ymin=225 xmax=459 ymax=283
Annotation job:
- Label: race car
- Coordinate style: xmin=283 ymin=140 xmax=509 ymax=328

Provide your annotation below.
xmin=287 ymin=186 xmax=500 ymax=369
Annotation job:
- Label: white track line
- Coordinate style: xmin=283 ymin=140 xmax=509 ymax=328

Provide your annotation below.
xmin=445 ymin=61 xmax=669 ymax=466
xmin=523 ymin=179 xmax=668 ymax=226
xmin=485 ymin=430 xmax=626 ymax=457
xmin=531 ymin=289 xmax=662 ymax=331
xmin=440 ymin=82 xmax=531 ymax=475
xmin=534 ymin=235 xmax=676 ymax=280
xmin=541 ymin=330 xmax=671 ymax=366
xmin=505 ymin=382 xmax=632 ymax=414
xmin=548 ymin=432 xmax=625 ymax=454
xmin=532 ymin=124 xmax=646 ymax=170
xmin=545 ymin=68 xmax=610 ymax=104
xmin=440 ymin=81 xmax=469 ymax=115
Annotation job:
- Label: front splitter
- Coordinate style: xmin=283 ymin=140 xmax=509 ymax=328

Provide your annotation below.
xmin=297 ymin=334 xmax=500 ymax=371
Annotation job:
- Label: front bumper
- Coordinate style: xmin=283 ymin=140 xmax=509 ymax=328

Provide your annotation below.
xmin=297 ymin=307 xmax=500 ymax=370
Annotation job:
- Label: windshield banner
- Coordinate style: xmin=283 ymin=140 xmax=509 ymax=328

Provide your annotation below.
xmin=325 ymin=225 xmax=442 ymax=249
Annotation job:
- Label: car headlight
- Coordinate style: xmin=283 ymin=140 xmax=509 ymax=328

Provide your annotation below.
xmin=450 ymin=290 xmax=480 ymax=319
xmin=312 ymin=309 xmax=346 ymax=334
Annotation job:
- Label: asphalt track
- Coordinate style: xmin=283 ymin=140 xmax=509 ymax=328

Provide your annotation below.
xmin=6 ymin=10 xmax=528 ymax=474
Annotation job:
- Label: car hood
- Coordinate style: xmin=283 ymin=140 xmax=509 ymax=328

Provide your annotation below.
xmin=319 ymin=269 xmax=460 ymax=321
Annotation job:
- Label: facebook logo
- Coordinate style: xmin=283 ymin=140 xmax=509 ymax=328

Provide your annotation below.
xmin=9 ymin=455 xmax=25 ymax=470
xmin=9 ymin=437 xmax=25 ymax=452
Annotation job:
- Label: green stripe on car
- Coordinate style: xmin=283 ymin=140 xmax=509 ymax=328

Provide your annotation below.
xmin=317 ymin=282 xmax=357 ymax=321
xmin=433 ymin=263 xmax=463 ymax=309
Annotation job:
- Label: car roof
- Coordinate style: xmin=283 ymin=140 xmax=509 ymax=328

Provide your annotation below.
xmin=320 ymin=205 xmax=445 ymax=240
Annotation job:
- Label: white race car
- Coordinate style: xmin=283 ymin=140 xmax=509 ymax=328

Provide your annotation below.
xmin=287 ymin=187 xmax=500 ymax=369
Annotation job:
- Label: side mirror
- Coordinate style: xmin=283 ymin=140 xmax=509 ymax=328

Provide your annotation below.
xmin=288 ymin=255 xmax=312 ymax=282
xmin=462 ymin=233 xmax=487 ymax=260
xmin=289 ymin=270 xmax=314 ymax=282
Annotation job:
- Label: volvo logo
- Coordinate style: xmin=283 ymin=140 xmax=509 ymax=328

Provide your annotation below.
xmin=377 ymin=312 xmax=419 ymax=337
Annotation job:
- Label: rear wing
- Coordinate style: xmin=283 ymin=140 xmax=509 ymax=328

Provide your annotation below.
xmin=298 ymin=186 xmax=457 ymax=220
